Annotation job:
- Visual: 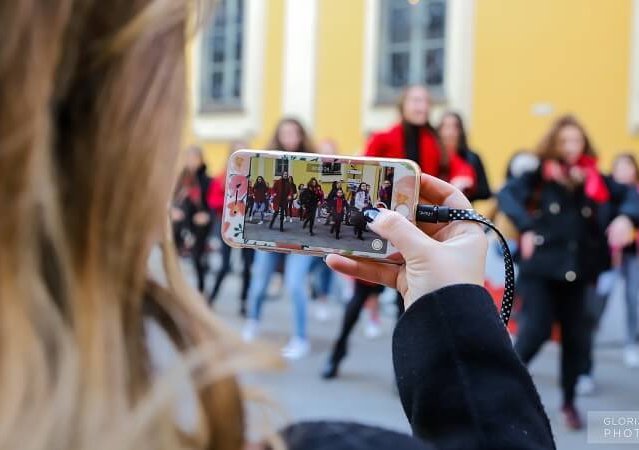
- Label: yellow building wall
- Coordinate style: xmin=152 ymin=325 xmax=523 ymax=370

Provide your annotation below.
xmin=472 ymin=0 xmax=639 ymax=184
xmin=190 ymin=0 xmax=286 ymax=177
xmin=314 ymin=0 xmax=367 ymax=154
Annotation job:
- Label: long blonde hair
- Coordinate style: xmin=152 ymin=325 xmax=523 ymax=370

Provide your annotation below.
xmin=0 ymin=1 xmax=275 ymax=449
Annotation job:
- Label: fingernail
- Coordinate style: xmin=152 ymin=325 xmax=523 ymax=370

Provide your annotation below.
xmin=363 ymin=208 xmax=381 ymax=223
xmin=322 ymin=255 xmax=328 ymax=262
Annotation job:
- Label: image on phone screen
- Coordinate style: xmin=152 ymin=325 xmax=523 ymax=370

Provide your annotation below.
xmin=243 ymin=155 xmax=395 ymax=254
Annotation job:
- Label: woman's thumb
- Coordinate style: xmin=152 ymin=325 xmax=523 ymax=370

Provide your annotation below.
xmin=365 ymin=209 xmax=432 ymax=260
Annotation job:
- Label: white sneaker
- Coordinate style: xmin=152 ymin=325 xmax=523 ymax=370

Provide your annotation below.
xmin=314 ymin=302 xmax=330 ymax=322
xmin=281 ymin=337 xmax=310 ymax=360
xmin=364 ymin=320 xmax=382 ymax=339
xmin=623 ymin=345 xmax=639 ymax=368
xmin=242 ymin=319 xmax=259 ymax=342
xmin=258 ymin=220 xmax=263 ymax=225
xmin=576 ymin=375 xmax=596 ymax=396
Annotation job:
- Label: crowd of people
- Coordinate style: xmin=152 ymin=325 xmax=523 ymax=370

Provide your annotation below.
xmin=170 ymin=84 xmax=639 ymax=431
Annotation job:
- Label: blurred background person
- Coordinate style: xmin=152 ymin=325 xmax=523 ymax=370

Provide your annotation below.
xmin=170 ymin=146 xmax=212 ymax=293
xmin=578 ymin=153 xmax=639 ymax=387
xmin=365 ymin=85 xmax=447 ymax=178
xmin=498 ymin=115 xmax=639 ymax=429
xmin=208 ymin=141 xmax=255 ymax=316
xmin=378 ymin=179 xmax=392 ymax=208
xmin=243 ymin=118 xmax=316 ymax=359
xmin=438 ymin=111 xmax=491 ymax=202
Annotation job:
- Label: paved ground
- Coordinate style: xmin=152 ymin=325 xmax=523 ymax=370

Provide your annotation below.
xmin=151 ymin=247 xmax=639 ymax=449
xmin=244 ymin=217 xmax=388 ymax=254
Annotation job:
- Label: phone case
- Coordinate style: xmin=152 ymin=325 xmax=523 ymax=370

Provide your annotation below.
xmin=220 ymin=150 xmax=420 ymax=262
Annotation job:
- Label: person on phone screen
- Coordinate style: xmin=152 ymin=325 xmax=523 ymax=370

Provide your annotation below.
xmin=329 ymin=188 xmax=347 ymax=240
xmin=301 ymin=178 xmax=322 ymax=236
xmin=378 ymin=179 xmax=392 ymax=208
xmin=438 ymin=111 xmax=491 ymax=202
xmin=286 ymin=176 xmax=297 ymax=223
xmin=498 ymin=115 xmax=639 ymax=429
xmin=250 ymin=176 xmax=269 ymax=223
xmin=269 ymin=170 xmax=293 ymax=232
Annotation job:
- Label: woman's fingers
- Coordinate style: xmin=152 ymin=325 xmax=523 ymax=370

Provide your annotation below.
xmin=367 ymin=209 xmax=434 ymax=260
xmin=325 ymin=254 xmax=400 ymax=288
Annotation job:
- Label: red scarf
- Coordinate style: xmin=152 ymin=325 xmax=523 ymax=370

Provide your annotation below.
xmin=542 ymin=155 xmax=609 ymax=203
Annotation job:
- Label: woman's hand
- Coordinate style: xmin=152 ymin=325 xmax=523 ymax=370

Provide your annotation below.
xmin=326 ymin=174 xmax=487 ymax=310
xmin=519 ymin=230 xmax=537 ymax=260
xmin=170 ymin=207 xmax=185 ymax=222
xmin=193 ymin=211 xmax=210 ymax=226
xmin=607 ymin=215 xmax=635 ymax=249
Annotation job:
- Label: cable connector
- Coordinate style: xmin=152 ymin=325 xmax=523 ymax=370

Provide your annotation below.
xmin=416 ymin=205 xmax=451 ymax=223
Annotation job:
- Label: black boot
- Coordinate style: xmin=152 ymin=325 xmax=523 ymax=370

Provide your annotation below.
xmin=321 ymin=345 xmax=347 ymax=379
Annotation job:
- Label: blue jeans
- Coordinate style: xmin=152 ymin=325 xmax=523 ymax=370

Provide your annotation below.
xmin=247 ymin=251 xmax=314 ymax=339
xmin=621 ymin=254 xmax=639 ymax=344
xmin=310 ymin=257 xmax=334 ymax=298
xmin=251 ymin=201 xmax=267 ymax=221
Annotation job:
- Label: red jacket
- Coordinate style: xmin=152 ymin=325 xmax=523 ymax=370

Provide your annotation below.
xmin=207 ymin=175 xmax=225 ymax=214
xmin=365 ymin=124 xmax=442 ymax=177
xmin=271 ymin=178 xmax=293 ymax=210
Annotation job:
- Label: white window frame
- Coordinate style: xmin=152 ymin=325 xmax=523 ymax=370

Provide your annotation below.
xmin=191 ymin=0 xmax=266 ymax=140
xmin=199 ymin=0 xmax=245 ymax=111
xmin=377 ymin=0 xmax=447 ymax=103
xmin=362 ymin=0 xmax=476 ymax=133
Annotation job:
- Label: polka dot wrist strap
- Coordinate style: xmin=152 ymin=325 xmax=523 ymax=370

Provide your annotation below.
xmin=416 ymin=205 xmax=515 ymax=327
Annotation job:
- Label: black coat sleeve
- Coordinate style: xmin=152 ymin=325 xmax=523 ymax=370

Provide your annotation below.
xmin=467 ymin=151 xmax=492 ymax=202
xmin=393 ymin=284 xmax=555 ymax=450
xmin=497 ymin=171 xmax=539 ymax=232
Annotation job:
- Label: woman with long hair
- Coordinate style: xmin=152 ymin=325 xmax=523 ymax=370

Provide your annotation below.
xmin=244 ymin=118 xmax=317 ymax=359
xmin=171 ymin=146 xmax=212 ymax=292
xmin=301 ymin=177 xmax=322 ymax=236
xmin=499 ymin=115 xmax=639 ymax=429
xmin=438 ymin=111 xmax=491 ymax=202
xmin=251 ymin=175 xmax=269 ymax=223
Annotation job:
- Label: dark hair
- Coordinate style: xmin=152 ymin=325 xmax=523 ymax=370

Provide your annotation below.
xmin=308 ymin=177 xmax=318 ymax=187
xmin=397 ymin=85 xmax=449 ymax=178
xmin=268 ymin=117 xmax=315 ymax=153
xmin=612 ymin=152 xmax=639 ymax=181
xmin=536 ymin=115 xmax=596 ymax=161
xmin=357 ymin=182 xmax=366 ymax=192
xmin=439 ymin=112 xmax=470 ymax=157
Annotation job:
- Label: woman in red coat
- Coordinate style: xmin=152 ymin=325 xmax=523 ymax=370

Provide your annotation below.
xmin=365 ymin=85 xmax=447 ymax=178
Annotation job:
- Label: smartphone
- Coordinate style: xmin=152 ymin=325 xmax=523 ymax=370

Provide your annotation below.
xmin=221 ymin=150 xmax=420 ymax=262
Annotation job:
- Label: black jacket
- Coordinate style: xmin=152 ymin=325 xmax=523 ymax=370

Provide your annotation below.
xmin=463 ymin=149 xmax=492 ymax=203
xmin=498 ymin=169 xmax=639 ymax=282
xmin=281 ymin=285 xmax=555 ymax=450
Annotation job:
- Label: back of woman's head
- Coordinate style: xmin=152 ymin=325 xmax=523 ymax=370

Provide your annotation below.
xmin=0 ymin=1 xmax=268 ymax=449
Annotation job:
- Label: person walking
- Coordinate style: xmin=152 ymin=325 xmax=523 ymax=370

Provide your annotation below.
xmin=170 ymin=146 xmax=212 ymax=292
xmin=301 ymin=178 xmax=322 ymax=236
xmin=244 ymin=118 xmax=316 ymax=359
xmin=498 ymin=115 xmax=639 ymax=429
xmin=323 ymin=85 xmax=450 ymax=377
xmin=438 ymin=111 xmax=491 ymax=202
xmin=378 ymin=179 xmax=392 ymax=208
xmin=578 ymin=153 xmax=639 ymax=385
xmin=352 ymin=182 xmax=371 ymax=240
xmin=329 ymin=188 xmax=347 ymax=240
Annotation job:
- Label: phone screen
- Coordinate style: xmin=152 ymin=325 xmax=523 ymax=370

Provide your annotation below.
xmin=242 ymin=155 xmax=396 ymax=254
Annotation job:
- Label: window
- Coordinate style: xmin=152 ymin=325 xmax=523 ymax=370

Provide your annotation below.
xmin=377 ymin=0 xmax=446 ymax=103
xmin=200 ymin=0 xmax=244 ymax=111
xmin=321 ymin=162 xmax=342 ymax=175
xmin=275 ymin=159 xmax=289 ymax=177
